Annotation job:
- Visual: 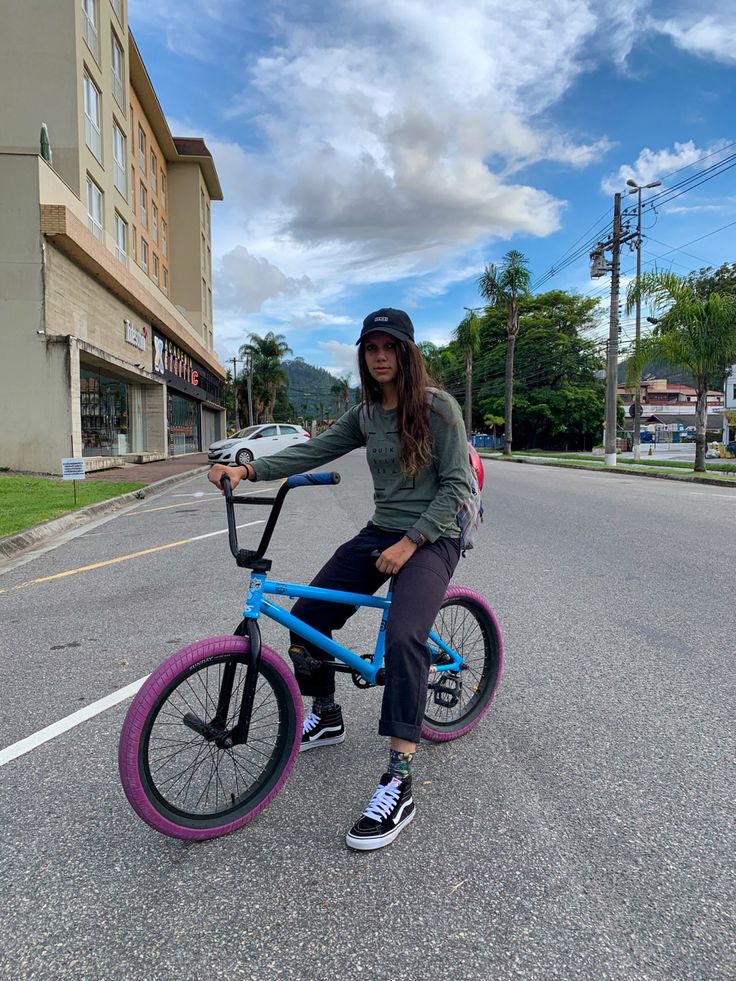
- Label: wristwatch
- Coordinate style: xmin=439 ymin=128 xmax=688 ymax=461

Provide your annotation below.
xmin=404 ymin=528 xmax=427 ymax=547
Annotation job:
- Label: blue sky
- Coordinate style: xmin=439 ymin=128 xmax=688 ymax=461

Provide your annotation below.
xmin=128 ymin=0 xmax=736 ymax=382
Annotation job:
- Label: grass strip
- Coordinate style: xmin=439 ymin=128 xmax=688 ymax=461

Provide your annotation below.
xmin=0 ymin=476 xmax=146 ymax=537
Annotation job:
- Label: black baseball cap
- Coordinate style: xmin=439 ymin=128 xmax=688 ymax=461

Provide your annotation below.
xmin=356 ymin=308 xmax=415 ymax=345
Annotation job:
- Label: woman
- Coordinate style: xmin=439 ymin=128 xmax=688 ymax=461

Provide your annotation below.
xmin=209 ymin=308 xmax=472 ymax=851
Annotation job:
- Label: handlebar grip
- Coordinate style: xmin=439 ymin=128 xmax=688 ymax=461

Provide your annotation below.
xmin=285 ymin=472 xmax=341 ymax=488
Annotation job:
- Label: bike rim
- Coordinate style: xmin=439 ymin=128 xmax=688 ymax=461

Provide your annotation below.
xmin=425 ymin=599 xmax=497 ymax=729
xmin=140 ymin=655 xmax=291 ymax=826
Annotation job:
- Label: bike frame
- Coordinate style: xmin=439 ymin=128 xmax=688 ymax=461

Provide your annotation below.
xmin=242 ymin=574 xmax=463 ymax=686
xmin=218 ymin=471 xmax=464 ymax=745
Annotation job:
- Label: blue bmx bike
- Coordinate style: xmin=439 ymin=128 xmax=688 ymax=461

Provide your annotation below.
xmin=119 ymin=472 xmax=503 ymax=840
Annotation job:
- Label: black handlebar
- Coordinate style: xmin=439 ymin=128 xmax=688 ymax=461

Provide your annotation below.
xmin=221 ymin=471 xmax=340 ymax=569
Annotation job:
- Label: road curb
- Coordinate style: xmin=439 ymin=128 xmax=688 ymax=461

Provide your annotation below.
xmin=481 ymin=454 xmax=736 ymax=488
xmin=0 ymin=466 xmax=210 ymax=563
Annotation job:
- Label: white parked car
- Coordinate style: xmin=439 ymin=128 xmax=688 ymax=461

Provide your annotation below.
xmin=208 ymin=424 xmax=310 ymax=467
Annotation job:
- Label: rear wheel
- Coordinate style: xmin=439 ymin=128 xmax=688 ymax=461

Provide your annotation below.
xmin=119 ymin=636 xmax=301 ymax=840
xmin=421 ymin=587 xmax=502 ymax=742
xmin=235 ymin=448 xmax=254 ymax=466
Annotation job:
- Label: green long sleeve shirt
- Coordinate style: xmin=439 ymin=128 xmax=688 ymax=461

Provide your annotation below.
xmin=250 ymin=390 xmax=472 ymax=542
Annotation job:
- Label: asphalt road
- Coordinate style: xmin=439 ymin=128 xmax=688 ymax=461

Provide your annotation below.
xmin=0 ymin=453 xmax=733 ymax=980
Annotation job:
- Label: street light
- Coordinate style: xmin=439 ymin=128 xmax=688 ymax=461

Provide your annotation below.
xmin=626 ymin=178 xmax=662 ymax=460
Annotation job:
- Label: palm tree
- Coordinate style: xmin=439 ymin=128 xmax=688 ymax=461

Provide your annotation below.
xmin=330 ymin=375 xmax=350 ymax=417
xmin=239 ymin=331 xmax=292 ymax=422
xmin=626 ymin=270 xmax=736 ymax=472
xmin=478 ymin=250 xmax=532 ymax=455
xmin=452 ymin=311 xmax=481 ymax=435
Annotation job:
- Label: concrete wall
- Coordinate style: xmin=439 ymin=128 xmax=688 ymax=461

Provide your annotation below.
xmin=167 ymin=163 xmax=209 ymax=346
xmin=0 ymin=1 xmax=81 ymax=195
xmin=0 ymin=155 xmax=74 ymax=472
xmin=45 ymin=244 xmax=152 ymax=367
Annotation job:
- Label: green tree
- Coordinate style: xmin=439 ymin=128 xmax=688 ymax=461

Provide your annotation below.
xmin=478 ymin=250 xmax=532 ymax=455
xmin=452 ymin=311 xmax=481 ymax=435
xmin=239 ymin=331 xmax=292 ymax=423
xmin=418 ymin=340 xmax=453 ymax=386
xmin=687 ymin=261 xmax=736 ymax=300
xmin=474 ymin=290 xmax=605 ymax=451
xmin=626 ymin=271 xmax=736 ymax=472
xmin=330 ymin=375 xmax=350 ymax=417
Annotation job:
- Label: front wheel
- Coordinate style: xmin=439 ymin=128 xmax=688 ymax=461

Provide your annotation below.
xmin=421 ymin=586 xmax=503 ymax=742
xmin=235 ymin=448 xmax=254 ymax=466
xmin=119 ymin=636 xmax=302 ymax=840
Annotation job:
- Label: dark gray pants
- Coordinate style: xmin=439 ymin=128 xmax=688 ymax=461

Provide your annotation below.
xmin=290 ymin=524 xmax=461 ymax=742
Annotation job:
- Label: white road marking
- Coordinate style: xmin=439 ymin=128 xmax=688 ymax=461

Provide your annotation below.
xmin=0 ymin=676 xmax=148 ymax=768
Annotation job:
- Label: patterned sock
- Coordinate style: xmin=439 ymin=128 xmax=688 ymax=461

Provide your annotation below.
xmin=387 ymin=748 xmax=414 ymax=781
xmin=312 ymin=694 xmax=337 ymax=716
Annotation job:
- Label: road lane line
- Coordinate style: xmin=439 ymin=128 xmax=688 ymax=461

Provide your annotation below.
xmin=0 ymin=676 xmax=149 ymax=768
xmin=130 ymin=486 xmax=275 ymax=515
xmin=0 ymin=520 xmax=264 ymax=593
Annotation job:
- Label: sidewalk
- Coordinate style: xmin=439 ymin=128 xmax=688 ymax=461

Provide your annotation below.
xmin=1 ymin=453 xmax=211 ymax=566
xmin=84 ymin=452 xmax=210 ymax=485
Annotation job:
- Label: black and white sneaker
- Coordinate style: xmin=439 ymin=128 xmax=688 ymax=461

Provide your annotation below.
xmin=300 ymin=705 xmax=345 ymax=751
xmin=345 ymin=773 xmax=415 ymax=851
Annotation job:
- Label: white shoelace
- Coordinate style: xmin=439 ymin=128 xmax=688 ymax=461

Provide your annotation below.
xmin=363 ymin=780 xmax=401 ymax=821
xmin=302 ymin=711 xmax=321 ymax=735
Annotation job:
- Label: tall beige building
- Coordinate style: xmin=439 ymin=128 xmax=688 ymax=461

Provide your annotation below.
xmin=0 ymin=0 xmax=226 ymax=474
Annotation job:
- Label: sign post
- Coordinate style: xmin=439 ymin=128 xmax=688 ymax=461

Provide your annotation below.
xmin=61 ymin=457 xmax=85 ymax=506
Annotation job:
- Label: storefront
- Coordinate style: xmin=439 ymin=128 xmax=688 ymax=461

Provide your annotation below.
xmin=80 ymin=364 xmax=147 ymax=457
xmin=153 ymin=331 xmax=224 ymax=456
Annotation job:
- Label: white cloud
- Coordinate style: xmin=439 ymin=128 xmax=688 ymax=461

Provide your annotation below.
xmin=657 ymin=12 xmax=736 ymax=65
xmin=317 ymin=341 xmax=359 ymax=384
xmin=214 ymin=246 xmax=314 ymax=314
xmin=601 ymin=140 xmax=733 ymax=195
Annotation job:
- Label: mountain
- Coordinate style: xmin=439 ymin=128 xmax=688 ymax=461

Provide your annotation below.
xmin=283 ymin=359 xmax=360 ymax=418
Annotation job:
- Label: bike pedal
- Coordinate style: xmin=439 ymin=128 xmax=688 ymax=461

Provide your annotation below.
xmin=288 ymin=644 xmax=323 ymax=676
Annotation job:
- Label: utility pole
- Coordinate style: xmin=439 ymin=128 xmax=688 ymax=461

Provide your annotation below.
xmin=228 ymin=356 xmax=242 ymax=428
xmin=590 ymin=192 xmax=638 ymax=466
xmin=605 ymin=192 xmax=622 ymax=466
xmin=626 ymin=178 xmax=661 ymax=461
xmin=243 ymin=351 xmax=254 ymax=426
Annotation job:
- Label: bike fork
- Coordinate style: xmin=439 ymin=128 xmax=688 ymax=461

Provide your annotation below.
xmin=227 ymin=619 xmax=262 ymax=746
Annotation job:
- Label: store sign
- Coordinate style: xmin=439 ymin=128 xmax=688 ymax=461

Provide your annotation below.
xmin=124 ymin=321 xmax=147 ymax=352
xmin=152 ymin=329 xmax=222 ymax=405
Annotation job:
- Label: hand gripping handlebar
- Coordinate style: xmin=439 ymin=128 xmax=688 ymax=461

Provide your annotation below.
xmin=221 ymin=471 xmax=340 ymax=569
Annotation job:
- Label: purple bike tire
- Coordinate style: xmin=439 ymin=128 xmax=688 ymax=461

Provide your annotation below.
xmin=421 ymin=586 xmax=503 ymax=743
xmin=118 ymin=635 xmax=302 ymax=841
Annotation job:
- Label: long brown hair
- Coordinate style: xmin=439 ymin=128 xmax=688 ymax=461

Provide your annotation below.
xmin=358 ymin=338 xmax=438 ymax=476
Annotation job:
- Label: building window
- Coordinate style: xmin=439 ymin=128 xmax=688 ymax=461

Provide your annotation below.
xmin=83 ymin=73 xmax=102 ymax=160
xmin=160 ymin=172 xmax=166 ymax=208
xmin=140 ymin=237 xmax=148 ymax=274
xmin=152 ymin=253 xmax=159 ymax=287
xmin=207 ymin=245 xmax=211 ymax=274
xmin=151 ymin=202 xmax=158 ymax=243
xmin=131 ymin=224 xmax=136 ymax=259
xmin=161 ymin=220 xmax=167 ymax=257
xmin=150 ymin=152 xmax=157 ymax=193
xmin=114 ymin=212 xmax=127 ymax=263
xmin=208 ymin=287 xmax=212 ymax=322
xmin=112 ymin=122 xmax=126 ymax=196
xmin=82 ymin=0 xmax=99 ymax=60
xmin=162 ymin=266 xmax=168 ymax=294
xmin=201 ymin=232 xmax=206 ymax=269
xmin=86 ymin=177 xmax=103 ymax=240
xmin=130 ymin=167 xmax=135 ymax=211
xmin=139 ymin=182 xmax=147 ymax=229
xmin=138 ymin=125 xmax=146 ymax=172
xmin=111 ymin=0 xmax=122 ymax=22
xmin=111 ymin=32 xmax=125 ymax=108
xmin=200 ymin=187 xmax=205 ymax=218
xmin=206 ymin=201 xmax=210 ymax=233
xmin=202 ymin=278 xmax=207 ymax=320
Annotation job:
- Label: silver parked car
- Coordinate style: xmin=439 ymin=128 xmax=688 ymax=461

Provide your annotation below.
xmin=208 ymin=423 xmax=310 ymax=467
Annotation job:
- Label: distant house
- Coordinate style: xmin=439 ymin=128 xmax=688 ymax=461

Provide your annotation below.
xmin=725 ymin=365 xmax=736 ymax=443
xmin=618 ymin=378 xmax=724 ymax=435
